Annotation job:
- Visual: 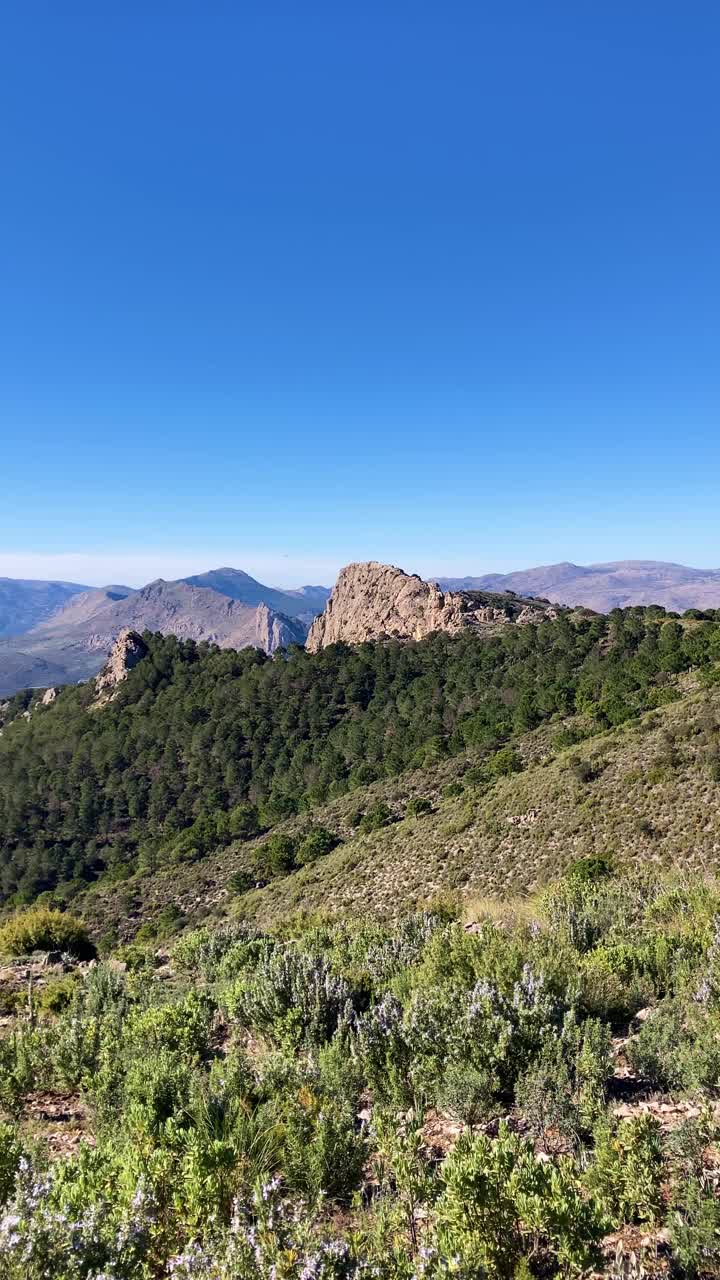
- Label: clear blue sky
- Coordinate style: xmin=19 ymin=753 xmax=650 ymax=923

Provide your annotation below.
xmin=2 ymin=2 xmax=719 ymax=587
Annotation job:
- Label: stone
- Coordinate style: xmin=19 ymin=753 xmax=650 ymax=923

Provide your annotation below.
xmin=94 ymin=628 xmax=149 ymax=702
xmin=306 ymin=561 xmax=557 ymax=652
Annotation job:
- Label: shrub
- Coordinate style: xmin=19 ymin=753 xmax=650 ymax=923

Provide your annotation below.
xmin=436 ymin=1124 xmax=603 ymax=1277
xmin=586 ymin=1114 xmax=664 ymax=1224
xmin=358 ymin=803 xmax=393 ymax=833
xmin=279 ymin=1092 xmax=366 ymax=1202
xmin=0 ymin=1120 xmax=23 ymax=1205
xmin=514 ymin=1039 xmax=579 ymax=1152
xmin=0 ymin=908 xmax=95 ymax=959
xmin=570 ymin=758 xmax=596 ymax=784
xmin=225 ymin=947 xmax=356 ymax=1046
xmin=37 ymin=974 xmax=79 ymax=1014
xmin=127 ymin=992 xmax=215 ymax=1060
xmin=567 ymin=855 xmax=615 ymax=883
xmin=228 ymin=869 xmax=256 ymax=895
xmin=254 ymin=834 xmax=296 ymax=879
xmin=578 ymin=948 xmax=655 ymax=1022
xmin=437 ymin=1061 xmax=499 ymax=1132
xmin=227 ymin=802 xmax=262 ymax=840
xmin=294 ymin=826 xmax=337 ymax=866
xmin=628 ymin=1000 xmax=720 ymax=1092
xmin=486 ymin=747 xmax=523 ymax=778
xmin=406 ymin=796 xmax=433 ymax=818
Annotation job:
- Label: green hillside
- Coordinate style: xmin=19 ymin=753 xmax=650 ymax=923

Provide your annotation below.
xmin=74 ymin=667 xmax=720 ymax=941
xmin=1 ymin=602 xmax=719 ymax=927
xmin=3 ymin=608 xmax=720 ymax=1280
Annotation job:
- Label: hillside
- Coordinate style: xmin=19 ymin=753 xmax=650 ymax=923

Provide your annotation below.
xmin=438 ymin=559 xmax=720 ymax=612
xmin=2 ymin=598 xmax=720 ymax=915
xmin=0 ymin=567 xmax=325 ymax=695
xmin=4 ymin=598 xmax=720 ymax=1280
xmin=72 ymin=668 xmax=720 ymax=940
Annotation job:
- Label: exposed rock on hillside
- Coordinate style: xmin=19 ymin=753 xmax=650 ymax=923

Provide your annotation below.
xmin=254 ymin=603 xmax=306 ymax=653
xmin=94 ymin=629 xmax=148 ymax=701
xmin=306 ymin=562 xmax=556 ymax=651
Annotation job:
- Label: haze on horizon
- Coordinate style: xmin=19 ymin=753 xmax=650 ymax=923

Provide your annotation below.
xmin=2 ymin=550 xmax=720 ymax=595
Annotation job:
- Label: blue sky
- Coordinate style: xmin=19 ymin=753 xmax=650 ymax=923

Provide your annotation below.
xmin=2 ymin=2 xmax=719 ymax=587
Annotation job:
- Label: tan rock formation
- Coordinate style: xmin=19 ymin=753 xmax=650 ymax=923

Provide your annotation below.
xmin=306 ymin=562 xmax=556 ymax=652
xmin=94 ymin=629 xmax=148 ymax=702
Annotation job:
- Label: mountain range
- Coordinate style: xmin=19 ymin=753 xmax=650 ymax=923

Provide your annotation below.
xmin=3 ymin=557 xmax=720 ymax=698
xmin=437 ymin=559 xmax=720 ymax=613
xmin=0 ymin=570 xmax=330 ymax=696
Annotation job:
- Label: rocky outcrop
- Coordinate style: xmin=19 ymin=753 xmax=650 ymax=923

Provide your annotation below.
xmin=254 ymin=604 xmax=307 ymax=654
xmin=306 ymin=562 xmax=557 ymax=652
xmin=94 ymin=629 xmax=148 ymax=701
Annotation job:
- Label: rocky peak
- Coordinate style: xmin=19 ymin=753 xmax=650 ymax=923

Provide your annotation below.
xmin=254 ymin=604 xmax=307 ymax=654
xmin=306 ymin=562 xmax=556 ymax=652
xmin=94 ymin=628 xmax=148 ymax=701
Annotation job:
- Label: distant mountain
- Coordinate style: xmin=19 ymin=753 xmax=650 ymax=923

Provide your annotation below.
xmin=32 ymin=585 xmax=135 ymax=631
xmin=180 ymin=568 xmax=330 ymax=622
xmin=0 ymin=577 xmax=91 ymax=637
xmin=0 ymin=569 xmax=326 ymax=696
xmin=436 ymin=560 xmax=720 ymax=613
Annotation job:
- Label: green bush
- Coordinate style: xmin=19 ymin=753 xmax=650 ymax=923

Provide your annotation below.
xmin=406 ymin=796 xmax=433 ymax=818
xmin=358 ymin=802 xmax=393 ymax=833
xmin=586 ymin=1114 xmax=664 ymax=1224
xmin=294 ymin=826 xmax=337 ymax=866
xmin=567 ymin=854 xmax=615 ymax=883
xmin=279 ymin=1091 xmax=366 ymax=1202
xmin=436 ymin=1124 xmax=603 ymax=1277
xmin=0 ymin=908 xmax=95 ymax=959
xmin=253 ymin=834 xmax=296 ymax=879
xmin=486 ymin=747 xmax=523 ymax=778
xmin=228 ymin=869 xmax=256 ymax=895
xmin=0 ymin=1120 xmax=23 ymax=1205
xmin=628 ymin=1000 xmax=720 ymax=1092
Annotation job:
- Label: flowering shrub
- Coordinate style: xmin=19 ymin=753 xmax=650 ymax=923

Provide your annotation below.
xmin=224 ymin=946 xmax=357 ymax=1046
xmin=5 ymin=870 xmax=720 ymax=1276
xmin=167 ymin=1178 xmax=373 ymax=1279
xmin=0 ymin=1155 xmax=157 ymax=1280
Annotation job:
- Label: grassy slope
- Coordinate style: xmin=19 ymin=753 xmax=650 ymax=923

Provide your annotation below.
xmin=76 ymin=674 xmax=720 ymax=940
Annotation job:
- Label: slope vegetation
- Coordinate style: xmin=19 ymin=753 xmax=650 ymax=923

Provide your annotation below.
xmin=73 ymin=669 xmax=720 ymax=939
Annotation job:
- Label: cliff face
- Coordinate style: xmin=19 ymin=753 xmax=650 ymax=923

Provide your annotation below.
xmin=254 ymin=604 xmax=307 ymax=654
xmin=306 ymin=562 xmax=556 ymax=651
